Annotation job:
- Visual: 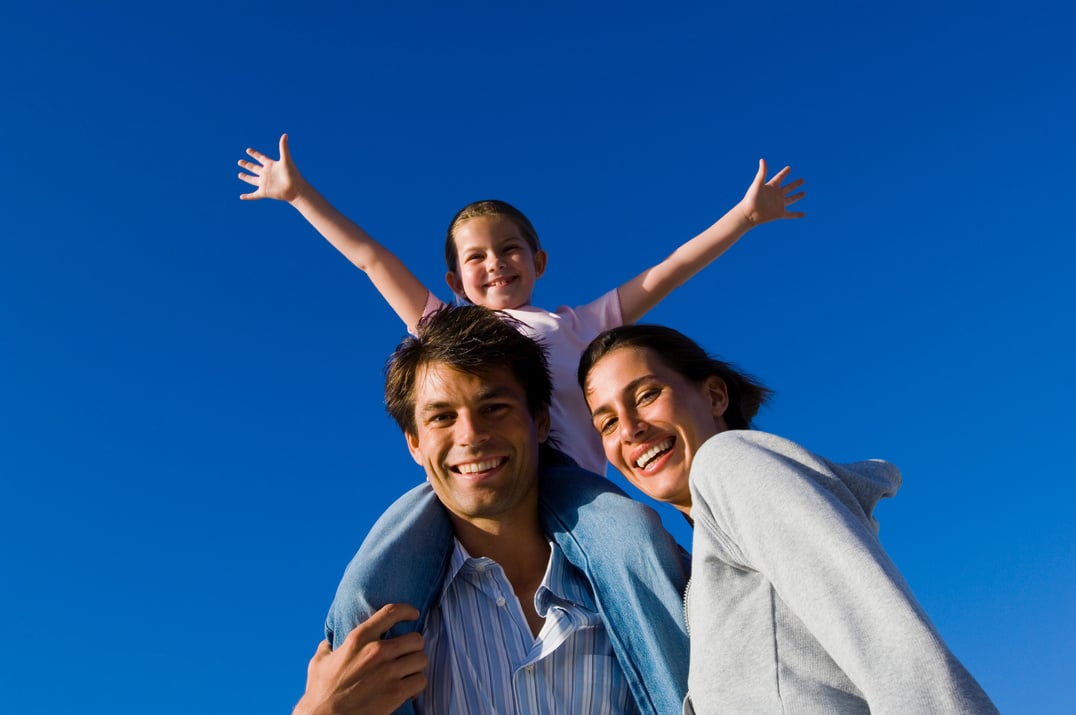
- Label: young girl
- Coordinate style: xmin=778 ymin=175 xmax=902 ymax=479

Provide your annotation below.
xmin=238 ymin=134 xmax=804 ymax=474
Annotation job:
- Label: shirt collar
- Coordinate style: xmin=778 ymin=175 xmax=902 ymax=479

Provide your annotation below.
xmin=438 ymin=537 xmax=597 ymax=614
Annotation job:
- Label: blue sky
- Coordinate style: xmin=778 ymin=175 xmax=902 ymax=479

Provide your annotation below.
xmin=2 ymin=1 xmax=1074 ymax=712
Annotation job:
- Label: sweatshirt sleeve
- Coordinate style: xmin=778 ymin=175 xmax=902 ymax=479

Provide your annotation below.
xmin=688 ymin=430 xmax=998 ymax=714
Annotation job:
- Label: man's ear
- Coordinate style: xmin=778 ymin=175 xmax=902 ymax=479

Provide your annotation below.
xmin=533 ymin=249 xmax=548 ymax=279
xmin=705 ymin=376 xmax=730 ymax=420
xmin=535 ymin=405 xmax=551 ymax=444
xmin=445 ymin=271 xmax=467 ymax=300
xmin=405 ymin=431 xmax=425 ymax=466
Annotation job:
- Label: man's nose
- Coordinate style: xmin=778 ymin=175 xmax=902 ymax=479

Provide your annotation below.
xmin=456 ymin=412 xmax=490 ymax=447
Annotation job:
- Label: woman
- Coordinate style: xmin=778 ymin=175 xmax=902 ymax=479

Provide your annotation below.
xmin=578 ymin=324 xmax=998 ymax=715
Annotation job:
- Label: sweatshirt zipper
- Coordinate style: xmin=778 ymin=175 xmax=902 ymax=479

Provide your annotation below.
xmin=682 ymin=577 xmax=692 ymax=636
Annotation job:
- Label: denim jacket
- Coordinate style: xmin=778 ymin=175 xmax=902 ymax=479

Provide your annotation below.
xmin=325 ymin=456 xmax=690 ymax=715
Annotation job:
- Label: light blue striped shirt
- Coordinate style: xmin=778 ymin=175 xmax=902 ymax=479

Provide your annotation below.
xmin=415 ymin=538 xmax=637 ymax=715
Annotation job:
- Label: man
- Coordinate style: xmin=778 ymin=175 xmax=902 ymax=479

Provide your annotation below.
xmin=295 ymin=305 xmax=690 ymax=715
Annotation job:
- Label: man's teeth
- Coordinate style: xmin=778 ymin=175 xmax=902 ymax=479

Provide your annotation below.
xmin=458 ymin=459 xmax=502 ymax=474
xmin=636 ymin=438 xmax=673 ymax=469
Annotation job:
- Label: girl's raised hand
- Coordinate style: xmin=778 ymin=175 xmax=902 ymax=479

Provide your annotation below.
xmin=739 ymin=159 xmax=805 ymax=226
xmin=238 ymin=133 xmax=303 ymax=202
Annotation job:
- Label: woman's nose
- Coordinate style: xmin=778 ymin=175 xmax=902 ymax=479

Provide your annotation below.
xmin=619 ymin=413 xmax=647 ymax=442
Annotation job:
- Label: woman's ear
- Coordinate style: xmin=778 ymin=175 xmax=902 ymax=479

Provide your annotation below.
xmin=533 ymin=249 xmax=548 ymax=278
xmin=705 ymin=376 xmax=729 ymax=419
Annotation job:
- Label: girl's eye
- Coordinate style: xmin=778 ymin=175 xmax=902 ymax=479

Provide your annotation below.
xmin=598 ymin=417 xmax=618 ymax=435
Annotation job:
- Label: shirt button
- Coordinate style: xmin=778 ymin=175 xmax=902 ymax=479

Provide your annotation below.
xmin=525 ymin=664 xmax=535 ymax=672
xmin=496 ymin=596 xmax=507 ymax=607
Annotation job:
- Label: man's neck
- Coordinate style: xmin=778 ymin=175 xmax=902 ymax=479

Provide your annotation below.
xmin=450 ymin=514 xmax=550 ymax=637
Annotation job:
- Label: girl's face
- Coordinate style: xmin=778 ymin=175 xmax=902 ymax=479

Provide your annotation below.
xmin=446 ymin=215 xmax=547 ymax=310
xmin=584 ymin=346 xmax=729 ymax=515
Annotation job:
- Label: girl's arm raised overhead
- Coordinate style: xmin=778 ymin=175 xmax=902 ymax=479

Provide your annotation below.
xmin=238 ymin=134 xmax=431 ymax=331
xmin=615 ymin=159 xmax=805 ymax=324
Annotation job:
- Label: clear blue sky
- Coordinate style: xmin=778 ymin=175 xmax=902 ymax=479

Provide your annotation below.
xmin=2 ymin=1 xmax=1074 ymax=712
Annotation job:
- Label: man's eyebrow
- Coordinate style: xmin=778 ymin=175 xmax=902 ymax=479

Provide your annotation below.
xmin=416 ymin=385 xmax=519 ymax=413
xmin=417 ymin=400 xmax=454 ymax=414
xmin=475 ymin=385 xmax=520 ymax=401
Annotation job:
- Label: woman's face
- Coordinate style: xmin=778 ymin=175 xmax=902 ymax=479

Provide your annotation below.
xmin=583 ymin=346 xmax=728 ymax=515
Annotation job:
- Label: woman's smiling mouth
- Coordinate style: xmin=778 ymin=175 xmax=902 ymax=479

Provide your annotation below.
xmin=635 ymin=437 xmax=674 ymax=470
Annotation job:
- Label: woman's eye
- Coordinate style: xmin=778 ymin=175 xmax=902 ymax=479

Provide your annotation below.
xmin=599 ymin=418 xmax=618 ymax=435
xmin=638 ymin=388 xmax=660 ymax=405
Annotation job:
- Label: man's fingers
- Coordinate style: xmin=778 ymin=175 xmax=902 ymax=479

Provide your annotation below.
xmin=245 ymin=147 xmax=269 ymax=163
xmin=306 ymin=640 xmax=332 ymax=676
xmin=344 ymin=604 xmax=420 ymax=650
xmin=309 ymin=639 xmax=332 ymax=663
xmin=785 ymin=190 xmax=806 ymax=206
xmin=279 ymin=133 xmax=290 ymax=161
xmin=237 ymin=172 xmax=260 ymax=186
xmin=396 ymin=670 xmax=429 ymax=702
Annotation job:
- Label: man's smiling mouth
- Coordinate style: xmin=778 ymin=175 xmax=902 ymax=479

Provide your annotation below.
xmin=454 ymin=457 xmax=507 ymax=474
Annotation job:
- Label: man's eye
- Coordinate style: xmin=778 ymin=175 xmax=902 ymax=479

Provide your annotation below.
xmin=429 ymin=413 xmax=453 ymax=424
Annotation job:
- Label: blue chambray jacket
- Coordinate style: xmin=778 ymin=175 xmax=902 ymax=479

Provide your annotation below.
xmin=325 ymin=453 xmax=690 ymax=715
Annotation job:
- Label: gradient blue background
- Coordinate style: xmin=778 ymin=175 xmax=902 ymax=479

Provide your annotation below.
xmin=3 ymin=1 xmax=1074 ymax=712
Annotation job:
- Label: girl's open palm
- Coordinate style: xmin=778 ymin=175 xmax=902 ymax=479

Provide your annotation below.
xmin=740 ymin=159 xmax=805 ymax=225
xmin=238 ymin=133 xmax=301 ymax=202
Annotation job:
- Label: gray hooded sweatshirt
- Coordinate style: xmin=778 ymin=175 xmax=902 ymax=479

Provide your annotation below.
xmin=684 ymin=430 xmax=997 ymax=714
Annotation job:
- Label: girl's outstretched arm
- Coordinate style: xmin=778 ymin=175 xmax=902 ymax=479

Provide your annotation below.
xmin=615 ymin=159 xmax=805 ymax=324
xmin=238 ymin=134 xmax=430 ymax=330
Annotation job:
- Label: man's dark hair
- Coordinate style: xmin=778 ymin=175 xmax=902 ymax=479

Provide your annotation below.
xmin=578 ymin=324 xmax=772 ymax=431
xmin=385 ymin=304 xmax=554 ymax=437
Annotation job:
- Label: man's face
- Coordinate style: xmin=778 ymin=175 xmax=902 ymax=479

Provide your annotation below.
xmin=405 ymin=360 xmax=550 ymax=529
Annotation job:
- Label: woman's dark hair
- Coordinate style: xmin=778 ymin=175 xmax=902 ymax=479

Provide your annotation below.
xmin=577 ymin=324 xmax=772 ymax=430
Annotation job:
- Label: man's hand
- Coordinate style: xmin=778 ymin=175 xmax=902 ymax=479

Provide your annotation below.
xmin=238 ymin=133 xmax=305 ymax=202
xmin=738 ymin=159 xmax=806 ymax=226
xmin=293 ymin=604 xmax=427 ymax=715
